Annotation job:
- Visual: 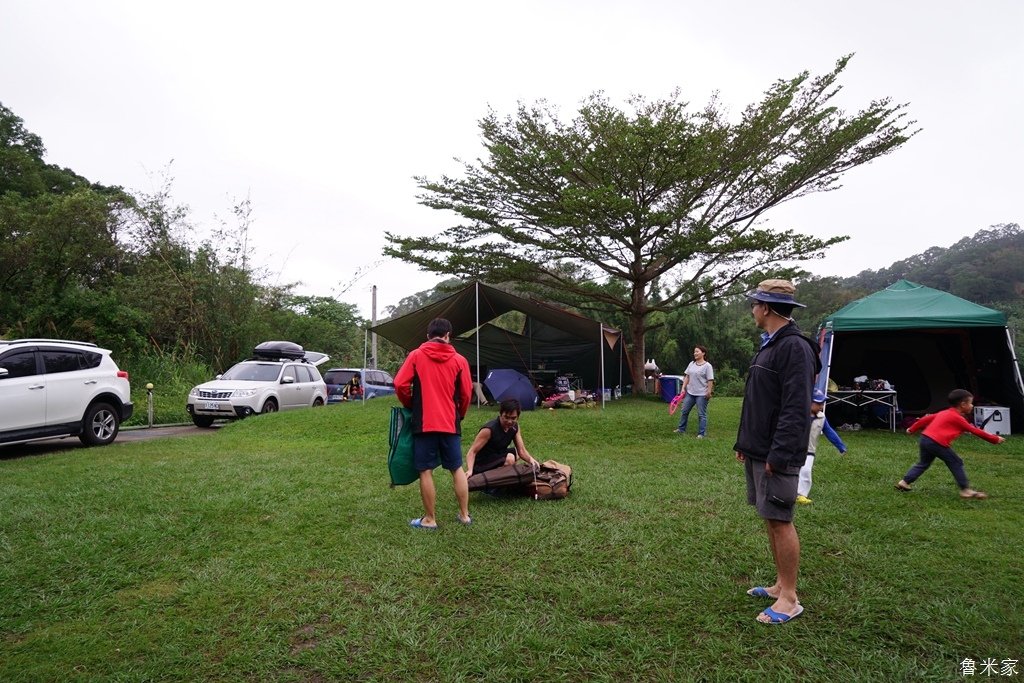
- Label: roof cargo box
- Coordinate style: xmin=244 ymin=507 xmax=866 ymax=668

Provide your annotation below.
xmin=253 ymin=341 xmax=305 ymax=360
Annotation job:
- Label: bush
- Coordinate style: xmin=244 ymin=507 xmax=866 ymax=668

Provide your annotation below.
xmin=121 ymin=348 xmax=214 ymax=426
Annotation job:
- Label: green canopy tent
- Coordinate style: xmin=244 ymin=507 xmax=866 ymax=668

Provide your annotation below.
xmin=816 ymin=280 xmax=1024 ymax=431
xmin=370 ymin=282 xmax=630 ymax=406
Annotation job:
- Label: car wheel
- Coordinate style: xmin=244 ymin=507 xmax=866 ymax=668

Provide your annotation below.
xmin=79 ymin=402 xmax=120 ymax=446
xmin=261 ymin=399 xmax=278 ymax=414
xmin=312 ymin=397 xmax=324 ymax=407
xmin=192 ymin=415 xmax=215 ymax=428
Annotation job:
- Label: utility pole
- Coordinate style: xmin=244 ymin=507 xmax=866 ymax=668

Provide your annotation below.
xmin=371 ymin=285 xmax=378 ymax=369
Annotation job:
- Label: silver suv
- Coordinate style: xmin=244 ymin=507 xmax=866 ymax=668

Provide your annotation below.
xmin=0 ymin=339 xmax=134 ymax=447
xmin=186 ymin=341 xmax=329 ymax=428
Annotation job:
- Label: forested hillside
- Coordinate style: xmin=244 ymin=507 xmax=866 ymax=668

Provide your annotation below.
xmin=843 ymin=224 xmax=1024 ymax=306
xmin=0 ymin=103 xmax=389 ymax=373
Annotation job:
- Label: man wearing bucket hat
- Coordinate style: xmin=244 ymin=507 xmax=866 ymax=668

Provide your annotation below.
xmin=734 ymin=278 xmax=821 ymax=624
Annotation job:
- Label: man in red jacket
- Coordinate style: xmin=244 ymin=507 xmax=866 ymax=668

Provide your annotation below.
xmin=395 ymin=318 xmax=474 ymax=529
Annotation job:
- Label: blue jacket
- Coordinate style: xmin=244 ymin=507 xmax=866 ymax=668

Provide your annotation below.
xmin=733 ymin=322 xmax=821 ymax=469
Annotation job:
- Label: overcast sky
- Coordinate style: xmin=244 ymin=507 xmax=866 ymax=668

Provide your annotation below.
xmin=3 ymin=1 xmax=1021 ymax=317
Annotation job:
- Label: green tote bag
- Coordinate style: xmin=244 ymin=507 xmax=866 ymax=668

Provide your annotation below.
xmin=388 ymin=406 xmax=418 ymax=486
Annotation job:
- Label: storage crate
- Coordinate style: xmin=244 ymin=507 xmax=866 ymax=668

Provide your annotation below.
xmin=974 ymin=406 xmax=1010 ymax=435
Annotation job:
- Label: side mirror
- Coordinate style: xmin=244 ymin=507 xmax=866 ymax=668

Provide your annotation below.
xmin=0 ymin=367 xmax=8 ymax=379
xmin=282 ymin=376 xmax=295 ymax=384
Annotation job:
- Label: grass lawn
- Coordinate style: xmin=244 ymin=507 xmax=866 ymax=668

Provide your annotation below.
xmin=2 ymin=397 xmax=1021 ymax=682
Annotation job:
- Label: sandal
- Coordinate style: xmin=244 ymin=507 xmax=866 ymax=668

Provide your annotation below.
xmin=960 ymin=490 xmax=988 ymax=500
xmin=895 ymin=481 xmax=913 ymax=492
xmin=409 ymin=517 xmax=438 ymax=530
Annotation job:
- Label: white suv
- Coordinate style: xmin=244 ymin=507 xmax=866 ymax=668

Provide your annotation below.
xmin=186 ymin=341 xmax=329 ymax=428
xmin=0 ymin=339 xmax=134 ymax=447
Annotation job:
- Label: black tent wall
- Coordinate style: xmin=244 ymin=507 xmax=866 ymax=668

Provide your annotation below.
xmin=825 ymin=327 xmax=1024 ymax=431
xmin=371 ymin=282 xmax=632 ymax=396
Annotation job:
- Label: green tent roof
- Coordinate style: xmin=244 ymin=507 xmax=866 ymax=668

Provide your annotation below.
xmin=823 ymin=280 xmax=1007 ymax=331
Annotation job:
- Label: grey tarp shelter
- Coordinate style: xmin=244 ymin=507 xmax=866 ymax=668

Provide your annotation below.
xmin=816 ymin=279 xmax=1024 ymax=431
xmin=371 ymin=282 xmax=630 ymax=402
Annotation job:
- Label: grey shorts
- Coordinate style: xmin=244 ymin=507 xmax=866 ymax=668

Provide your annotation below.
xmin=744 ymin=457 xmax=801 ymax=522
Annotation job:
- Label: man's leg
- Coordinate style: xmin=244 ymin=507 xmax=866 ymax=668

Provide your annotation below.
xmin=761 ymin=522 xmax=782 ymax=597
xmin=452 ymin=467 xmax=470 ymax=522
xmin=759 ymin=520 xmax=801 ymax=621
xmin=418 ymin=469 xmax=437 ymax=526
xmin=438 ymin=434 xmax=470 ymax=523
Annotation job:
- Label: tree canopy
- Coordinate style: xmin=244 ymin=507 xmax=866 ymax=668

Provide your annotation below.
xmin=385 ymin=56 xmax=917 ymax=387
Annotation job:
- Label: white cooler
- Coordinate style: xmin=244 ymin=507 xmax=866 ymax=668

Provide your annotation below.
xmin=974 ymin=406 xmax=1010 ymax=435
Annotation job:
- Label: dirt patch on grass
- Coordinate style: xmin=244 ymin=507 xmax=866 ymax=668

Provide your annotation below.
xmin=289 ymin=614 xmax=332 ymax=655
xmin=280 ymin=666 xmax=327 ymax=682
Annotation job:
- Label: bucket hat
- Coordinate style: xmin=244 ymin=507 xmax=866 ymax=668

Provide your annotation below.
xmin=746 ymin=279 xmax=806 ymax=308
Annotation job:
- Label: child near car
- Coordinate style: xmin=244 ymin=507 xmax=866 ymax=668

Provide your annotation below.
xmin=341 ymin=373 xmax=364 ymax=401
xmin=896 ymin=389 xmax=1003 ymax=499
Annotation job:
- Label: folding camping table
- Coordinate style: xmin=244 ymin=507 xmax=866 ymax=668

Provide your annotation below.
xmin=827 ymin=390 xmax=899 ymax=432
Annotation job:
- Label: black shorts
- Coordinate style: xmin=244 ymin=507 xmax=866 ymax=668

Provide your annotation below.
xmin=744 ymin=458 xmax=801 ymax=522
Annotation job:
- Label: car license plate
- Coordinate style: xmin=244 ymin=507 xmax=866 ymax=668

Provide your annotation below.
xmin=203 ymin=402 xmax=219 ymax=410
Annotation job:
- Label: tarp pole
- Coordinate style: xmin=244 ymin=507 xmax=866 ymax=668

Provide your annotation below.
xmin=528 ymin=317 xmax=533 ymax=374
xmin=619 ymin=333 xmax=623 ymax=396
xmin=600 ymin=324 xmax=606 ymax=409
xmin=1006 ymin=326 xmax=1024 ymax=397
xmin=475 ymin=281 xmax=481 ymax=407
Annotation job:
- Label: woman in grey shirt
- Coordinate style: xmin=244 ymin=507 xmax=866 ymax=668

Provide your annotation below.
xmin=674 ymin=345 xmax=715 ymax=438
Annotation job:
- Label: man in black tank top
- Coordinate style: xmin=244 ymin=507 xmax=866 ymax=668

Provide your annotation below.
xmin=465 ymin=399 xmax=541 ymax=476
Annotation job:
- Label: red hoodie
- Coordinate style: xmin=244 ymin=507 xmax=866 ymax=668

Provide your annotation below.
xmin=394 ymin=340 xmax=472 ymax=434
xmin=908 ymin=407 xmax=1002 ymax=447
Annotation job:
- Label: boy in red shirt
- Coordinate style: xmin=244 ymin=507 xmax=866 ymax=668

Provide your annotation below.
xmin=896 ymin=389 xmax=1004 ymax=499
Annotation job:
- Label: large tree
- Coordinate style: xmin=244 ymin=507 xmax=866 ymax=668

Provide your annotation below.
xmin=385 ymin=57 xmax=916 ymax=390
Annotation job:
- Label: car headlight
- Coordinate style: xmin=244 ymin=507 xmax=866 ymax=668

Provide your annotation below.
xmin=189 ymin=387 xmax=200 ymax=397
xmin=232 ymin=389 xmax=259 ymax=398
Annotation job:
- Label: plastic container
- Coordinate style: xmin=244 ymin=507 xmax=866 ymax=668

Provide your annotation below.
xmin=974 ymin=406 xmax=1010 ymax=435
xmin=658 ymin=375 xmax=682 ymax=403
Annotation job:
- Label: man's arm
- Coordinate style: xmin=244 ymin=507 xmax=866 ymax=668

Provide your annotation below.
xmin=766 ymin=340 xmax=815 ymax=470
xmin=394 ymin=355 xmax=415 ymax=408
xmin=464 ymin=427 xmax=491 ymax=475
xmin=456 ymin=358 xmax=473 ymax=418
xmin=512 ymin=429 xmax=539 ymax=468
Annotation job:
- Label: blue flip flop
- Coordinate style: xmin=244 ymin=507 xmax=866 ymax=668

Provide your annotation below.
xmin=758 ymin=605 xmax=804 ymax=624
xmin=409 ymin=518 xmax=437 ymax=530
xmin=746 ymin=586 xmax=774 ymax=599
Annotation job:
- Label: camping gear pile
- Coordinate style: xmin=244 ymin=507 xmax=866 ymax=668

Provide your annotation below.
xmin=540 ymin=393 xmax=599 ymax=409
xmin=467 ymin=460 xmax=573 ymax=500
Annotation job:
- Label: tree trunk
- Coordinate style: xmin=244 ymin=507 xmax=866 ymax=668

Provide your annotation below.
xmin=628 ymin=312 xmax=649 ymax=395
